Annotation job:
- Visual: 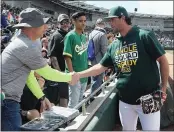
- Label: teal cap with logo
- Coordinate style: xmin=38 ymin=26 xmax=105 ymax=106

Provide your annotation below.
xmin=104 ymin=6 xmax=129 ymax=21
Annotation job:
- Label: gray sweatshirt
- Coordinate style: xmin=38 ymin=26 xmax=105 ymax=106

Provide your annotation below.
xmin=88 ymin=27 xmax=108 ymax=65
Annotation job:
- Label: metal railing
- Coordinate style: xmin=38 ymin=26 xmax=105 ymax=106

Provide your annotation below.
xmin=77 ymin=82 xmax=117 ymax=131
xmin=74 ymin=73 xmax=117 ymax=115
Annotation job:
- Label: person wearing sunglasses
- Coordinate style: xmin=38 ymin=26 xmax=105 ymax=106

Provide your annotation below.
xmin=47 ymin=14 xmax=71 ymax=107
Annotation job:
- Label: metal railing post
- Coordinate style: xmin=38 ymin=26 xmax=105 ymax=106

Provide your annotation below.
xmin=82 ymin=103 xmax=86 ymax=116
xmin=102 ymin=85 xmax=105 ymax=94
xmin=74 ymin=73 xmax=117 ymax=110
xmin=113 ymin=77 xmax=116 ymax=83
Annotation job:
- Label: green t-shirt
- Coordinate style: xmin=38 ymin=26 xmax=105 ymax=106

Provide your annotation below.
xmin=63 ymin=30 xmax=88 ymax=83
xmin=100 ymin=26 xmax=165 ymax=104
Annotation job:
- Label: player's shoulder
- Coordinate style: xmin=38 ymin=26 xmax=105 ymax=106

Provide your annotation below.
xmin=138 ymin=27 xmax=152 ymax=37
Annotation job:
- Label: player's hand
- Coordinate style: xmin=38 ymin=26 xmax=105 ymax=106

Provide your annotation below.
xmin=40 ymin=97 xmax=52 ymax=113
xmin=69 ymin=72 xmax=80 ymax=86
xmin=161 ymin=92 xmax=167 ymax=104
xmin=161 ymin=87 xmax=167 ymax=103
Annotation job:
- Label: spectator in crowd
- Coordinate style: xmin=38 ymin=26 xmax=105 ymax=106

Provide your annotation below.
xmin=41 ymin=37 xmax=48 ymax=51
xmin=107 ymin=32 xmax=115 ymax=44
xmin=41 ymin=49 xmax=48 ymax=59
xmin=63 ymin=12 xmax=88 ymax=108
xmin=1 ymin=8 xmax=79 ymax=131
xmin=1 ymin=1 xmax=23 ymax=25
xmin=1 ymin=27 xmax=14 ymax=53
xmin=77 ymin=6 xmax=169 ymax=131
xmin=47 ymin=14 xmax=71 ymax=107
xmin=20 ymin=72 xmax=54 ymax=124
xmin=88 ymin=18 xmax=108 ymax=98
xmin=41 ymin=37 xmax=49 ymax=58
xmin=1 ymin=11 xmax=8 ymax=28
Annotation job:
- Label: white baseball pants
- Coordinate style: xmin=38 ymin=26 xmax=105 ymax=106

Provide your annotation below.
xmin=119 ymin=100 xmax=160 ymax=130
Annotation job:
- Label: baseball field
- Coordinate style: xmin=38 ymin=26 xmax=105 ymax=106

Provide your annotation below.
xmin=165 ymin=50 xmax=173 ymax=80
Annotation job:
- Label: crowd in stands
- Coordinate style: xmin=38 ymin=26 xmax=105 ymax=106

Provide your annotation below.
xmin=1 ymin=1 xmax=59 ymax=52
xmin=155 ymin=31 xmax=174 ymax=48
xmin=1 ymin=1 xmax=19 ymax=50
xmin=1 ymin=1 xmax=173 ymax=53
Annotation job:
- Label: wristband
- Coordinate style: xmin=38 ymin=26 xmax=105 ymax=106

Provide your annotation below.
xmin=39 ymin=95 xmax=46 ymax=101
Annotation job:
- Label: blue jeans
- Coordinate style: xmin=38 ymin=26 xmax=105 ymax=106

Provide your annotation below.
xmin=1 ymin=99 xmax=22 ymax=131
xmin=68 ymin=81 xmax=87 ymax=108
xmin=90 ymin=73 xmax=104 ymax=94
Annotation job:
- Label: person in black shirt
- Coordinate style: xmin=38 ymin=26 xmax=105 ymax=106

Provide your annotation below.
xmin=47 ymin=14 xmax=71 ymax=107
xmin=20 ymin=73 xmax=54 ymax=124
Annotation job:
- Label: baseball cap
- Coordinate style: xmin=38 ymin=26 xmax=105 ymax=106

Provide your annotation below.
xmin=95 ymin=18 xmax=105 ymax=25
xmin=13 ymin=8 xmax=50 ymax=28
xmin=57 ymin=14 xmax=69 ymax=22
xmin=104 ymin=6 xmax=129 ymax=21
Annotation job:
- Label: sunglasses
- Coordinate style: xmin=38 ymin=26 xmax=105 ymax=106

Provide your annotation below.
xmin=60 ymin=20 xmax=70 ymax=25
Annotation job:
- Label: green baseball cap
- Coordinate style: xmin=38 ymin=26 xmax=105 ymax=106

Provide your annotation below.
xmin=104 ymin=6 xmax=128 ymax=21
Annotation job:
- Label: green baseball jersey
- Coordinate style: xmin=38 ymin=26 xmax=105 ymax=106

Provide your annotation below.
xmin=63 ymin=30 xmax=88 ymax=83
xmin=100 ymin=26 xmax=165 ymax=104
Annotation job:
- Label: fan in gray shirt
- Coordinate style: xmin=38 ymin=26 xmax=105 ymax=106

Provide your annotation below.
xmin=1 ymin=8 xmax=79 ymax=131
xmin=88 ymin=18 xmax=108 ymax=96
xmin=1 ymin=33 xmax=47 ymax=102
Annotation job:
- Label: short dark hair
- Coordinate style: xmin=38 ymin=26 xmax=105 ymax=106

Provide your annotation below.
xmin=118 ymin=15 xmax=132 ymax=25
xmin=71 ymin=12 xmax=86 ymax=20
xmin=125 ymin=17 xmax=132 ymax=25
xmin=9 ymin=8 xmax=13 ymax=12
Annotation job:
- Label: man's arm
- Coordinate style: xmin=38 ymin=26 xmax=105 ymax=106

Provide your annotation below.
xmin=143 ymin=31 xmax=169 ymax=93
xmin=26 ymin=71 xmax=45 ymax=99
xmin=79 ymin=43 xmax=114 ymax=79
xmin=26 ymin=71 xmax=52 ymax=111
xmin=78 ymin=63 xmax=107 ymax=79
xmin=157 ymin=54 xmax=169 ymax=93
xmin=35 ymin=65 xmax=72 ymax=82
xmin=34 ymin=72 xmax=45 ymax=89
xmin=50 ymin=56 xmax=61 ymax=71
xmin=64 ymin=56 xmax=74 ymax=72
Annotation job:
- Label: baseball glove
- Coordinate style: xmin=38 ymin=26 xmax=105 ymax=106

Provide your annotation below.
xmin=137 ymin=90 xmax=167 ymax=114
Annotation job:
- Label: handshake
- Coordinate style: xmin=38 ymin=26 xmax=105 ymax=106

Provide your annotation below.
xmin=69 ymin=72 xmax=80 ymax=85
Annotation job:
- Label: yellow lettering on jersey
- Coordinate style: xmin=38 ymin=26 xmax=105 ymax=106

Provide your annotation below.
xmin=132 ymin=44 xmax=137 ymax=51
xmin=128 ymin=46 xmax=133 ymax=52
xmin=132 ymin=59 xmax=137 ymax=65
xmin=117 ymin=64 xmax=122 ymax=68
xmin=123 ymin=47 xmax=128 ymax=53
